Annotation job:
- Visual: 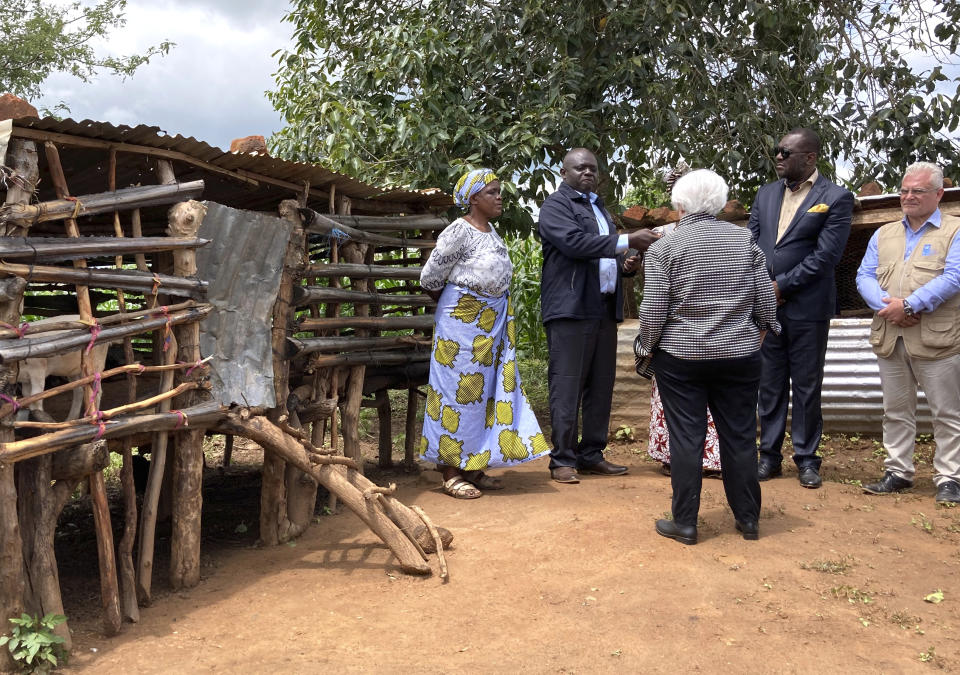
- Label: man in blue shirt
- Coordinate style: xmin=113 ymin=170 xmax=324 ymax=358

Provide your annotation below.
xmin=538 ymin=148 xmax=659 ymax=483
xmin=856 ymin=161 xmax=960 ymax=505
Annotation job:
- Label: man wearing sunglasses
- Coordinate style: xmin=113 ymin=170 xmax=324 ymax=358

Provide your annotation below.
xmin=748 ymin=128 xmax=853 ymax=489
xmin=856 ymin=162 xmax=960 ymax=505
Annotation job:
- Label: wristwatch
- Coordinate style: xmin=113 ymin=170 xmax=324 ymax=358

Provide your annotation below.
xmin=902 ymin=300 xmax=916 ymax=317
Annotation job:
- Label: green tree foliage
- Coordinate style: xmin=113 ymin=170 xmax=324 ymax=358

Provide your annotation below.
xmin=0 ymin=0 xmax=172 ymax=102
xmin=271 ymin=0 xmax=960 ymax=226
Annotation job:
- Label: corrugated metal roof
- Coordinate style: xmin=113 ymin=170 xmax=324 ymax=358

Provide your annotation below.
xmin=9 ymin=116 xmax=452 ymax=211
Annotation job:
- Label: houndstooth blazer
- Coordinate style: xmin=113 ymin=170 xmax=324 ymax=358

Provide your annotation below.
xmin=639 ymin=212 xmax=781 ymax=359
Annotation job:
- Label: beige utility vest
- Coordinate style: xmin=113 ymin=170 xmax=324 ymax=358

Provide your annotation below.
xmin=870 ymin=214 xmax=960 ymax=359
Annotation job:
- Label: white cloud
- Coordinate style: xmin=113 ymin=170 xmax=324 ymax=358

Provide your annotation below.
xmin=34 ymin=0 xmax=293 ymax=150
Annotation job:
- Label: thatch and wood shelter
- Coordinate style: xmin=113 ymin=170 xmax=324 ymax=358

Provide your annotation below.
xmin=0 ymin=115 xmax=454 ymax=657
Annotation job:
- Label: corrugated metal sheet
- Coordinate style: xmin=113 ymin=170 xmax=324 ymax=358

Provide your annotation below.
xmin=823 ymin=318 xmax=931 ymax=433
xmin=611 ymin=318 xmax=932 ymax=437
xmin=9 ymin=116 xmax=452 ymax=209
xmin=196 ymin=202 xmax=294 ymax=407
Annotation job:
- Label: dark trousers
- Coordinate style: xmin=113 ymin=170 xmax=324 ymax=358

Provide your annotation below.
xmin=653 ymin=350 xmax=762 ymax=528
xmin=757 ymin=313 xmax=830 ymax=470
xmin=544 ymin=301 xmax=617 ymax=470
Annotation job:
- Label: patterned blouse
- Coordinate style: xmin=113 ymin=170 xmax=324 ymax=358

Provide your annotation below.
xmin=420 ymin=218 xmax=513 ymax=297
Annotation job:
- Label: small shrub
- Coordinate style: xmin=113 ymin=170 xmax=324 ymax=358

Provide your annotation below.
xmin=0 ymin=613 xmax=68 ymax=673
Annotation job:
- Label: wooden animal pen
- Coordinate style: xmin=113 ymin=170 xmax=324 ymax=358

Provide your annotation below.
xmin=0 ymin=116 xmax=453 ymax=654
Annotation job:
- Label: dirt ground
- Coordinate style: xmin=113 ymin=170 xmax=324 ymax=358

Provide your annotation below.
xmin=53 ymin=405 xmax=960 ymax=674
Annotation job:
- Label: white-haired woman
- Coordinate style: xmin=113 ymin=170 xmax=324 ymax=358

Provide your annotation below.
xmin=639 ymin=169 xmax=780 ymax=544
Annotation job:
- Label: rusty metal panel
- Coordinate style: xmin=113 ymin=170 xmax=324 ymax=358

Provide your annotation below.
xmin=195 ymin=201 xmax=294 ymax=407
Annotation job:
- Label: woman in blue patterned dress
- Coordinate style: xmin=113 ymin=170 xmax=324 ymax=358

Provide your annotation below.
xmin=419 ymin=169 xmax=549 ymax=499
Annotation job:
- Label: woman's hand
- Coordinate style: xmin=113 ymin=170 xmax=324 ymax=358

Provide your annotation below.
xmin=424 ymin=287 xmax=443 ymax=302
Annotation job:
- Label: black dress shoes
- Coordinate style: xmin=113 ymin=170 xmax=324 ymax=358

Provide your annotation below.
xmin=863 ymin=471 xmax=913 ymax=495
xmin=655 ymin=519 xmax=697 ymax=545
xmin=735 ymin=521 xmax=759 ymax=540
xmin=798 ymin=466 xmax=822 ymax=489
xmin=935 ymin=480 xmax=960 ymax=504
xmin=757 ymin=461 xmax=782 ymax=481
xmin=580 ymin=459 xmax=628 ymax=476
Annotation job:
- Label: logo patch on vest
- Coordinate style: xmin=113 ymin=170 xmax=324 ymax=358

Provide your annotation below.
xmin=923 ymin=244 xmax=932 ymax=256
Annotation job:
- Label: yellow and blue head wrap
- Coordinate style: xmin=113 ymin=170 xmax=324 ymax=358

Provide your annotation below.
xmin=454 ymin=168 xmax=499 ymax=208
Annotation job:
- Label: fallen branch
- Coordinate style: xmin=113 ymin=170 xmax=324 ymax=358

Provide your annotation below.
xmin=412 ymin=505 xmax=448 ymax=581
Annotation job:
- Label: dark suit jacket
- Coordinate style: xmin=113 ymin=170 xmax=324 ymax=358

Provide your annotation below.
xmin=538 ymin=182 xmax=627 ymax=323
xmin=748 ymin=175 xmax=853 ymax=321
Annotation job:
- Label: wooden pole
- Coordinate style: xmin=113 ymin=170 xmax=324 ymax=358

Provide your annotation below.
xmin=44 ymin=141 xmax=122 ymax=636
xmin=0 ymin=180 xmax=206 ymax=228
xmin=136 ymin=159 xmax=181 ymax=605
xmin=167 ymin=201 xmax=207 ymax=591
xmin=0 ymin=137 xmax=34 ymax=670
xmin=108 ymin=150 xmax=140 ymax=623
xmin=375 ymin=389 xmax=392 ymax=468
xmin=214 ymin=413 xmax=431 ymax=575
xmin=404 ymin=388 xmax=420 ymax=469
xmin=0 ymin=235 xmax=208 ymax=261
xmin=0 ymin=278 xmax=27 ymax=669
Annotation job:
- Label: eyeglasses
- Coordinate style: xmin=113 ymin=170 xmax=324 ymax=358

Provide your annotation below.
xmin=899 ymin=188 xmax=935 ymax=196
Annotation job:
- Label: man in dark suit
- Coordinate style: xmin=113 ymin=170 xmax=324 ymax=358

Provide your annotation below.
xmin=748 ymin=128 xmax=853 ymax=489
xmin=538 ymin=148 xmax=659 ymax=484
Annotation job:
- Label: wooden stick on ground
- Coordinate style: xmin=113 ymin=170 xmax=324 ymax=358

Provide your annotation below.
xmin=412 ymin=505 xmax=448 ymax=581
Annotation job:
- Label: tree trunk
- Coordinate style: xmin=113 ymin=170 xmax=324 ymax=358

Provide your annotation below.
xmin=167 ymin=201 xmax=207 ymax=591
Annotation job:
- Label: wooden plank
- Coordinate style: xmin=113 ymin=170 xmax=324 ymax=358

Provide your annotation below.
xmin=302 ymin=208 xmax=437 ymax=248
xmin=311 ymin=351 xmax=431 ymax=367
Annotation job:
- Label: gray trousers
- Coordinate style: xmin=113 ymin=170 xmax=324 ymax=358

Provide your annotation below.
xmin=878 ymin=338 xmax=960 ymax=486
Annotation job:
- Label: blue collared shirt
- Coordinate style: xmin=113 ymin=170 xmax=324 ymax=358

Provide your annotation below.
xmin=856 ymin=208 xmax=960 ymax=312
xmin=580 ymin=191 xmax=628 ymax=293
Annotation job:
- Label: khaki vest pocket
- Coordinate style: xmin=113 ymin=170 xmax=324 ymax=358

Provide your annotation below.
xmin=921 ymin=310 xmax=959 ymax=348
xmin=869 ymin=314 xmax=886 ymax=346
xmin=911 ymin=258 xmax=944 ymax=286
xmin=875 ymin=263 xmax=893 ymax=288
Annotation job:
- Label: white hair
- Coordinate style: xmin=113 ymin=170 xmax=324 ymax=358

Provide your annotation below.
xmin=670 ymin=169 xmax=729 ymax=215
xmin=903 ymin=162 xmax=943 ymax=189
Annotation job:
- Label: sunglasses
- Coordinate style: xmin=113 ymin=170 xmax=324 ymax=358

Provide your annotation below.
xmin=772 ymin=146 xmax=805 ymax=159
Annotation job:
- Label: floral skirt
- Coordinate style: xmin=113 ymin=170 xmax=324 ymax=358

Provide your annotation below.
xmin=647 ymin=377 xmax=721 ymax=471
xmin=419 ymin=284 xmax=549 ymax=470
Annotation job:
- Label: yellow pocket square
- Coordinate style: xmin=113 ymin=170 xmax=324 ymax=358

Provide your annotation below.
xmin=807 ymin=203 xmax=830 ymax=213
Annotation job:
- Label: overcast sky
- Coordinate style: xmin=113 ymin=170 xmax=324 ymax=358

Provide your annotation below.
xmin=35 ymin=0 xmax=291 ymax=151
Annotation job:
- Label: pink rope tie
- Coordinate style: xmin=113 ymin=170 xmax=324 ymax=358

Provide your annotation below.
xmin=0 ymin=321 xmax=29 ymax=338
xmin=92 ymin=411 xmax=106 ymax=440
xmin=88 ymin=372 xmax=102 ymax=408
xmin=0 ymin=393 xmax=20 ymax=412
xmin=85 ymin=321 xmax=102 ymax=354
xmin=184 ymin=359 xmax=205 ymax=376
xmin=137 ymin=363 xmax=146 ymax=374
xmin=172 ymin=409 xmax=188 ymax=428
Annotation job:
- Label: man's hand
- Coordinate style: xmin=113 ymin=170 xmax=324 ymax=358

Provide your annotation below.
xmin=627 ymin=229 xmax=661 ymax=251
xmin=878 ymin=296 xmax=919 ymax=326
xmin=623 ymin=254 xmax=641 ymax=274
xmin=772 ymin=280 xmax=783 ymax=306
